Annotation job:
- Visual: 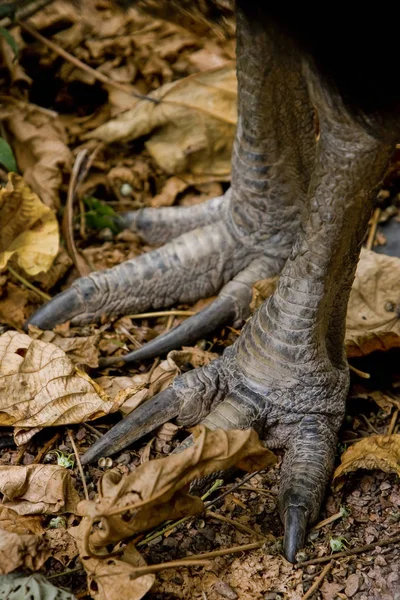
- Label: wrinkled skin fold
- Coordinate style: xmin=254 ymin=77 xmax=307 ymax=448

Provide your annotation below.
xmin=27 ymin=2 xmax=398 ymax=562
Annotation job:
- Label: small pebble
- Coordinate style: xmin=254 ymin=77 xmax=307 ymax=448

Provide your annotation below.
xmin=213 ymin=580 xmax=238 ymax=600
xmin=120 ymin=183 xmax=133 ymax=196
xmin=147 ymin=535 xmax=162 ymax=547
xmin=345 ymin=573 xmax=360 ymax=597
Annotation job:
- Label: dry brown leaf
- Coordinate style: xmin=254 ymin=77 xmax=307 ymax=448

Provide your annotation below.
xmin=0 ymin=331 xmax=125 ymax=429
xmin=2 ymin=107 xmax=72 ymax=209
xmin=333 ymin=434 xmax=400 ymax=490
xmin=87 ymin=65 xmax=237 ymax=179
xmin=0 ymin=465 xmax=80 ymax=515
xmin=0 ymin=282 xmax=35 ymax=329
xmin=28 ymin=326 xmax=100 ymax=368
xmin=44 ymin=529 xmax=78 ymax=566
xmin=77 ymin=426 xmax=275 ymax=552
xmin=0 ymin=173 xmax=59 ymax=276
xmin=345 ymin=248 xmax=400 ymax=357
xmin=250 ymin=276 xmax=279 ymax=312
xmin=0 ymin=506 xmax=44 ymax=536
xmin=0 ymin=528 xmax=50 ymax=575
xmin=32 ymin=247 xmax=73 ymax=291
xmin=71 ymin=523 xmax=155 ymax=600
xmin=99 ymin=346 xmax=218 ymax=415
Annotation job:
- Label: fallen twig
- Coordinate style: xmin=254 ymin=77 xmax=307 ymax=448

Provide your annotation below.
xmin=18 ymin=20 xmax=158 ymax=104
xmin=130 ymin=542 xmax=264 ymax=578
xmin=296 ymin=535 xmax=400 ymax=568
xmin=63 ymin=150 xmax=92 ymax=277
xmin=128 ymin=310 xmax=196 ymax=319
xmin=8 ymin=265 xmax=51 ymax=302
xmin=68 ymin=429 xmax=89 ymax=501
xmin=365 ymin=207 xmax=381 ymax=250
xmin=301 ymin=560 xmax=333 ymax=600
xmin=33 ymin=431 xmax=60 ymax=463
xmin=206 ymin=509 xmax=269 ymax=541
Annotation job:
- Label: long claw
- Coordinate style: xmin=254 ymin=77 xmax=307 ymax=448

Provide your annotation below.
xmin=283 ymin=505 xmax=308 ymax=563
xmin=278 ymin=415 xmax=338 ymax=562
xmin=99 ymin=295 xmax=237 ymax=367
xmin=24 ymin=287 xmax=87 ymax=331
xmin=81 ymin=387 xmax=181 ymax=464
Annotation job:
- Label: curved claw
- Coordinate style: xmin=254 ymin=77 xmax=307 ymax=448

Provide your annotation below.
xmin=24 ymin=287 xmax=87 ymax=331
xmin=283 ymin=505 xmax=308 ymax=563
xmin=100 ymin=295 xmax=237 ymax=367
xmin=278 ymin=415 xmax=338 ymax=562
xmin=81 ymin=387 xmax=181 ymax=464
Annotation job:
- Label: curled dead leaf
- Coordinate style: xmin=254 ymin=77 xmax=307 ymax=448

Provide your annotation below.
xmin=0 ymin=173 xmax=59 ymax=276
xmin=0 ymin=528 xmax=50 ymax=574
xmin=28 ymin=326 xmax=100 ymax=368
xmin=0 ymin=464 xmax=80 ymax=515
xmin=0 ymin=506 xmax=44 ymax=535
xmin=71 ymin=524 xmax=155 ymax=600
xmin=346 ymin=248 xmax=400 ymax=357
xmin=96 ymin=346 xmax=218 ymax=416
xmin=1 ymin=106 xmax=72 ymax=209
xmin=333 ymin=434 xmax=400 ymax=490
xmin=78 ymin=426 xmax=275 ymax=553
xmin=0 ymin=331 xmax=125 ymax=429
xmin=88 ymin=65 xmax=237 ymax=179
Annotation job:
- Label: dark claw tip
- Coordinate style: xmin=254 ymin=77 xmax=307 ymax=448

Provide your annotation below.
xmin=283 ymin=505 xmax=308 ymax=563
xmin=24 ymin=288 xmax=85 ymax=332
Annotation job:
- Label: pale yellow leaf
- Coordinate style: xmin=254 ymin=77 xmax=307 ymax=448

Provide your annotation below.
xmin=345 ymin=248 xmax=400 ymax=357
xmin=333 ymin=434 xmax=400 ymax=490
xmin=0 ymin=464 xmax=80 ymax=515
xmin=87 ymin=64 xmax=237 ymax=179
xmin=0 ymin=173 xmax=59 ymax=276
xmin=0 ymin=331 xmax=125 ymax=428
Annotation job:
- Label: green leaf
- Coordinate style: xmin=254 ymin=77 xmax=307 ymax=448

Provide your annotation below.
xmin=0 ymin=26 xmax=19 ymax=58
xmin=0 ymin=137 xmax=17 ymax=173
xmin=83 ymin=196 xmax=119 ymax=233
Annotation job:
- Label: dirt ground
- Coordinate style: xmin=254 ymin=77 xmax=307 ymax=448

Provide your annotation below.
xmin=0 ymin=2 xmax=399 ymax=599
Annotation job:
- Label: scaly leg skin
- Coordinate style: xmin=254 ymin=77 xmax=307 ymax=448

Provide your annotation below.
xmin=79 ymin=11 xmax=397 ymax=562
xmin=26 ymin=1 xmax=315 ymax=368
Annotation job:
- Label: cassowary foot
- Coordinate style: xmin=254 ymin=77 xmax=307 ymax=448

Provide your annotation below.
xmin=81 ymin=322 xmax=347 ymax=563
xmin=26 ymin=191 xmax=288 ymax=363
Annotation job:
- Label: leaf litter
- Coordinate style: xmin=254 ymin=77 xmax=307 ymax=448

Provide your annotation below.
xmin=0 ymin=1 xmax=399 ymax=598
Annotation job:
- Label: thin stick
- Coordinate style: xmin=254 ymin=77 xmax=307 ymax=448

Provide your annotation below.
xmin=63 ymin=150 xmax=92 ymax=277
xmin=33 ymin=432 xmax=60 ymax=463
xmin=313 ymin=511 xmax=344 ymax=531
xmin=83 ymin=423 xmax=103 ymax=439
xmin=387 ymin=409 xmax=399 ymax=435
xmin=365 ymin=207 xmax=381 ymax=250
xmin=301 ymin=560 xmax=334 ymax=600
xmin=205 ymin=510 xmax=269 ymax=541
xmin=18 ymin=20 xmax=157 ymax=104
xmin=47 ymin=567 xmax=83 ymax=580
xmin=349 ymin=364 xmax=370 ymax=379
xmin=127 ymin=310 xmax=196 ymax=319
xmin=138 ymin=479 xmax=223 ymax=547
xmin=130 ymin=542 xmax=264 ymax=577
xmin=0 ymin=0 xmax=55 ymax=28
xmin=68 ymin=429 xmax=89 ymax=501
xmin=8 ymin=265 xmax=51 ymax=301
xmin=296 ymin=535 xmax=400 ymax=568
xmin=204 ymin=470 xmax=262 ymax=508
